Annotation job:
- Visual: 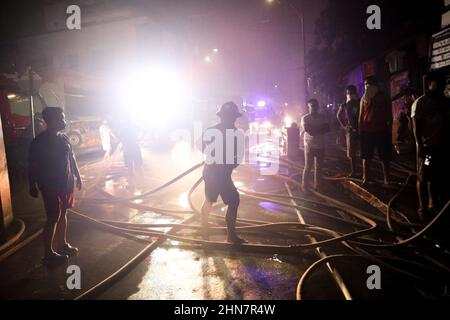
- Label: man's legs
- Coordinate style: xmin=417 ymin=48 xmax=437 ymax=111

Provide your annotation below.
xmin=349 ymin=157 xmax=356 ymax=177
xmin=381 ymin=161 xmax=390 ymax=185
xmin=313 ymin=149 xmax=325 ymax=190
xmin=416 ymin=180 xmax=427 ymax=212
xmin=302 ymin=148 xmax=314 ymax=190
xmin=225 ymin=197 xmax=246 ymax=244
xmin=42 ymin=194 xmax=68 ymax=264
xmin=54 ymin=209 xmax=68 ymax=249
xmin=362 ymin=159 xmax=372 ymax=184
xmin=43 ymin=214 xmax=59 ymax=257
xmin=347 ymin=133 xmax=357 ymax=177
xmin=201 ymin=200 xmax=213 ymax=230
xmin=360 ymin=132 xmax=373 ymax=185
xmin=428 ymin=182 xmax=436 ymax=211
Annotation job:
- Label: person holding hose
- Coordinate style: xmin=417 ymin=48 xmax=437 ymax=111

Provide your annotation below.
xmin=28 ymin=107 xmax=82 ymax=266
xmin=200 ymin=102 xmax=246 ymax=244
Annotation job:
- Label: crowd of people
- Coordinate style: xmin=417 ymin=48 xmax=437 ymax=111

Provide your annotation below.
xmin=25 ymin=71 xmax=449 ymax=266
xmin=299 ymin=71 xmax=450 ymax=222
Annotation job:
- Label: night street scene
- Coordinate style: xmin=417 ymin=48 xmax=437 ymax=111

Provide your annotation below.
xmin=0 ymin=0 xmax=450 ymax=308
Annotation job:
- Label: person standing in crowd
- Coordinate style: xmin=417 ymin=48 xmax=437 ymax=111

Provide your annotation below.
xmin=28 ymin=107 xmax=82 ymax=266
xmin=337 ymin=85 xmax=361 ymax=177
xmin=119 ymin=116 xmax=143 ymax=177
xmin=395 ymin=88 xmax=417 ymax=154
xmin=411 ymin=71 xmax=450 ymax=220
xmin=99 ymin=120 xmax=116 ymax=161
xmin=301 ymin=99 xmax=330 ymax=191
xmin=359 ymin=76 xmax=393 ymax=186
xmin=201 ymin=102 xmax=246 ymax=244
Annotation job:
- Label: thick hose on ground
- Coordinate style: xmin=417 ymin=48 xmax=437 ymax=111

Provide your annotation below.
xmin=74 ymin=214 xmax=198 ymax=300
xmin=0 ymin=160 xmax=205 ymax=263
xmin=0 ymin=219 xmax=25 ymax=253
xmin=73 ymin=152 xmax=450 ymax=300
xmin=386 ymin=174 xmax=415 ymax=232
xmin=82 ymin=162 xmax=205 ymax=203
xmin=0 ymin=228 xmax=43 ymax=263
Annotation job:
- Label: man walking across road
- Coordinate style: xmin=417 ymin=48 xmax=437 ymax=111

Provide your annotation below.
xmin=201 ymin=102 xmax=246 ymax=244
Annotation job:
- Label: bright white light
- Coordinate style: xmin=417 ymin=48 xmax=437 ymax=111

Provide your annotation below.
xmin=205 ymin=56 xmax=211 ymax=63
xmin=171 ymin=141 xmax=191 ymax=164
xmin=262 ymin=121 xmax=272 ymax=129
xmin=116 ymin=65 xmax=188 ymax=126
xmin=213 ymin=48 xmax=219 ymax=53
xmin=234 ymin=181 xmax=244 ymax=188
xmin=178 ymin=192 xmax=190 ymax=209
xmin=284 ymin=116 xmax=293 ymax=127
xmin=257 ymin=100 xmax=266 ymax=107
xmin=7 ymin=94 xmax=16 ymax=99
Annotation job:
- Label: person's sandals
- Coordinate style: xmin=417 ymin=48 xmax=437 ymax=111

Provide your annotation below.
xmin=42 ymin=252 xmax=69 ymax=266
xmin=57 ymin=243 xmax=79 ymax=257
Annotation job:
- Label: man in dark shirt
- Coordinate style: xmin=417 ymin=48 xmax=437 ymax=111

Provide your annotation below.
xmin=28 ymin=107 xmax=82 ymax=265
xmin=201 ymin=102 xmax=246 ymax=244
xmin=412 ymin=71 xmax=450 ymax=220
xmin=337 ymin=85 xmax=361 ymax=177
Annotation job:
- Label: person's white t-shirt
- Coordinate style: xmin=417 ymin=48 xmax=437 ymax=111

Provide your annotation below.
xmin=99 ymin=124 xmax=112 ymax=152
xmin=301 ymin=113 xmax=329 ymax=149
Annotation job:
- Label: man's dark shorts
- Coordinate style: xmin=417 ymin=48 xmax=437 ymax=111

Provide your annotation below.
xmin=203 ymin=171 xmax=240 ymax=206
xmin=360 ymin=131 xmax=392 ymax=161
xmin=41 ymin=189 xmax=75 ymax=222
xmin=417 ymin=146 xmax=447 ymax=183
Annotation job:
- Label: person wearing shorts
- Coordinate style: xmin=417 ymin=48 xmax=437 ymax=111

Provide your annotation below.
xmin=412 ymin=71 xmax=450 ymax=220
xmin=359 ymin=76 xmax=393 ymax=185
xmin=337 ymin=85 xmax=360 ymax=177
xmin=301 ymin=99 xmax=330 ymax=190
xmin=201 ymin=102 xmax=246 ymax=244
xmin=28 ymin=107 xmax=82 ymax=266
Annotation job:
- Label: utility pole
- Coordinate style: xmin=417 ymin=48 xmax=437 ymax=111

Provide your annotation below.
xmin=271 ymin=0 xmax=308 ymax=111
xmin=28 ymin=67 xmax=36 ymax=139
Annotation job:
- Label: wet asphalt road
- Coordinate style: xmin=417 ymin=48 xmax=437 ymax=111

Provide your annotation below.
xmin=0 ymin=142 xmax=447 ymax=300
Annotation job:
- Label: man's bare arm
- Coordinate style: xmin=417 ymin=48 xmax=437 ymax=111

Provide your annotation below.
xmin=336 ymin=105 xmax=346 ymax=129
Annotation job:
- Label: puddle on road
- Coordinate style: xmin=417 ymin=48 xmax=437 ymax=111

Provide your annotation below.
xmin=269 ymin=254 xmax=283 ymax=264
xmin=128 ymin=248 xmax=225 ymax=300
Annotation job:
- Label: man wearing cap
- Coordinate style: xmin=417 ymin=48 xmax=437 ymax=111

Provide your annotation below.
xmin=201 ymin=101 xmax=246 ymax=244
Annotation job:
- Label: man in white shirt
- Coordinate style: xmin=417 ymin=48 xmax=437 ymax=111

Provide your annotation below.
xmin=301 ymin=99 xmax=330 ymax=190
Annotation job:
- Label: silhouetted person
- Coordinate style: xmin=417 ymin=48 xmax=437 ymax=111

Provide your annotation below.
xmin=412 ymin=71 xmax=450 ymax=220
xmin=301 ymin=99 xmax=330 ymax=191
xmin=99 ymin=120 xmax=116 ymax=161
xmin=119 ymin=117 xmax=143 ymax=175
xmin=28 ymin=107 xmax=82 ymax=266
xmin=201 ymin=102 xmax=246 ymax=244
xmin=337 ymin=85 xmax=361 ymax=177
xmin=359 ymin=76 xmax=392 ymax=185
